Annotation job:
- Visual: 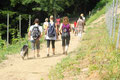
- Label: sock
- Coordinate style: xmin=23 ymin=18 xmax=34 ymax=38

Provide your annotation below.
xmin=65 ymin=45 xmax=68 ymax=52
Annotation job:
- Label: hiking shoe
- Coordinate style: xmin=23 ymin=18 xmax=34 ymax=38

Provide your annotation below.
xmin=47 ymin=54 xmax=49 ymax=57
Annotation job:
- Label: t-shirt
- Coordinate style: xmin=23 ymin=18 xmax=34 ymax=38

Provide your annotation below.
xmin=74 ymin=22 xmax=77 ymax=27
xmin=56 ymin=18 xmax=60 ymax=25
xmin=43 ymin=22 xmax=48 ymax=30
xmin=29 ymin=24 xmax=43 ymax=40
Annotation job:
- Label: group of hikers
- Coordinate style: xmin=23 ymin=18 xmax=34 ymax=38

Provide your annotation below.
xmin=28 ymin=14 xmax=85 ymax=58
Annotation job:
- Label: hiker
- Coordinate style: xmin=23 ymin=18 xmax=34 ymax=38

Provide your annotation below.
xmin=43 ymin=18 xmax=49 ymax=31
xmin=59 ymin=17 xmax=72 ymax=55
xmin=56 ymin=15 xmax=61 ymax=40
xmin=43 ymin=18 xmax=49 ymax=39
xmin=28 ymin=18 xmax=43 ymax=58
xmin=80 ymin=13 xmax=86 ymax=32
xmin=76 ymin=16 xmax=84 ymax=38
xmin=45 ymin=15 xmax=57 ymax=57
xmin=74 ymin=20 xmax=77 ymax=35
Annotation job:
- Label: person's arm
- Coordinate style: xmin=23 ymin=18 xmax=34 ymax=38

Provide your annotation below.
xmin=28 ymin=26 xmax=32 ymax=40
xmin=28 ymin=31 xmax=31 ymax=40
xmin=43 ymin=23 xmax=45 ymax=30
xmin=40 ymin=27 xmax=43 ymax=38
xmin=59 ymin=23 xmax=62 ymax=34
xmin=69 ymin=24 xmax=72 ymax=32
xmin=82 ymin=21 xmax=84 ymax=27
xmin=76 ymin=20 xmax=79 ymax=28
xmin=44 ymin=23 xmax=48 ymax=35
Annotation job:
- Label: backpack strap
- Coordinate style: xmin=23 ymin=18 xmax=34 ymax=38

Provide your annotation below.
xmin=49 ymin=22 xmax=55 ymax=27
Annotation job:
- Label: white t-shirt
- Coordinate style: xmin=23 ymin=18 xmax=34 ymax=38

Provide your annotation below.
xmin=29 ymin=24 xmax=43 ymax=40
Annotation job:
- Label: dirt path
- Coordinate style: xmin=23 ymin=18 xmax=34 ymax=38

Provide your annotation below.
xmin=0 ymin=32 xmax=80 ymax=80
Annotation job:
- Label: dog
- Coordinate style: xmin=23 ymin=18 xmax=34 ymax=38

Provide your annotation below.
xmin=20 ymin=44 xmax=28 ymax=60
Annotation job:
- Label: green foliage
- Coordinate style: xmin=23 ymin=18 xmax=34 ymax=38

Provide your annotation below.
xmin=87 ymin=6 xmax=106 ymax=25
xmin=0 ymin=34 xmax=5 ymax=49
xmin=95 ymin=0 xmax=112 ymax=9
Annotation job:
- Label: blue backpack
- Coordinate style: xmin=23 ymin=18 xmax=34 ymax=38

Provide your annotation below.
xmin=48 ymin=23 xmax=56 ymax=37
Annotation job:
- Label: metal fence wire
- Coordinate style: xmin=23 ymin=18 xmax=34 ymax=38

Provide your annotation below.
xmin=105 ymin=0 xmax=120 ymax=49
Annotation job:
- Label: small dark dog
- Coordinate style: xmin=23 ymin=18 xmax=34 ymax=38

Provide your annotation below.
xmin=20 ymin=44 xmax=28 ymax=60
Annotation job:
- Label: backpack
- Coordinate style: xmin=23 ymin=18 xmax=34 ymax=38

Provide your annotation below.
xmin=62 ymin=24 xmax=70 ymax=38
xmin=31 ymin=26 xmax=41 ymax=40
xmin=48 ymin=23 xmax=56 ymax=37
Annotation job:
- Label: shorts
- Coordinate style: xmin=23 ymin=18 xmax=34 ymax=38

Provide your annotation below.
xmin=31 ymin=40 xmax=40 ymax=50
xmin=47 ymin=40 xmax=55 ymax=48
xmin=62 ymin=36 xmax=70 ymax=46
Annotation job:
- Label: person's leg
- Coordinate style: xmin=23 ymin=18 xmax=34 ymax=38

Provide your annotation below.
xmin=47 ymin=40 xmax=50 ymax=57
xmin=31 ymin=40 xmax=35 ymax=58
xmin=36 ymin=40 xmax=40 ymax=57
xmin=65 ymin=36 xmax=70 ymax=55
xmin=62 ymin=37 xmax=65 ymax=54
xmin=52 ymin=40 xmax=55 ymax=55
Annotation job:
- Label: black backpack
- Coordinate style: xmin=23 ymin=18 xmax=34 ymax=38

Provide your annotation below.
xmin=48 ymin=23 xmax=56 ymax=37
xmin=31 ymin=26 xmax=41 ymax=40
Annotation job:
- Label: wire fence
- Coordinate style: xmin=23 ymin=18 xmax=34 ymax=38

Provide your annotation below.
xmin=105 ymin=0 xmax=120 ymax=49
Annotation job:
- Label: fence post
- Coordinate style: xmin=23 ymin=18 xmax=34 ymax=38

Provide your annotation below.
xmin=116 ymin=24 xmax=120 ymax=49
xmin=110 ymin=0 xmax=115 ymax=37
xmin=7 ymin=13 xmax=9 ymax=47
xmin=29 ymin=15 xmax=31 ymax=27
xmin=19 ymin=15 xmax=21 ymax=38
xmin=113 ymin=0 xmax=118 ymax=41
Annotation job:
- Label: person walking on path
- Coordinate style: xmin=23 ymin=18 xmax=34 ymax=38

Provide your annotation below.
xmin=56 ymin=16 xmax=61 ymax=40
xmin=59 ymin=17 xmax=72 ymax=55
xmin=80 ymin=13 xmax=86 ymax=32
xmin=43 ymin=18 xmax=49 ymax=39
xmin=28 ymin=18 xmax=43 ymax=58
xmin=76 ymin=16 xmax=84 ymax=39
xmin=45 ymin=15 xmax=57 ymax=57
xmin=74 ymin=20 xmax=77 ymax=35
xmin=43 ymin=18 xmax=49 ymax=31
